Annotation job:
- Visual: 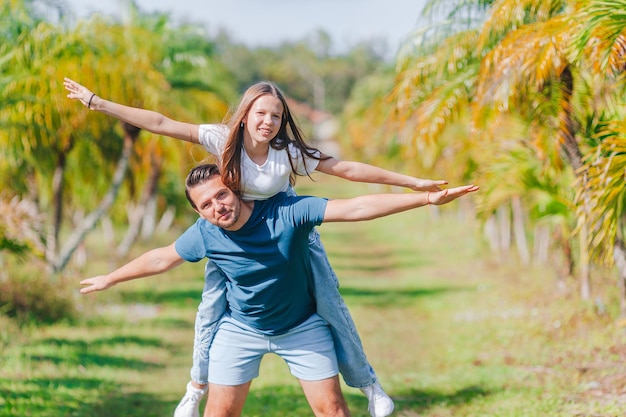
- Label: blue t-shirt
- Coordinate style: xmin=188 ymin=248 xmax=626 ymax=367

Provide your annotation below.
xmin=175 ymin=192 xmax=328 ymax=335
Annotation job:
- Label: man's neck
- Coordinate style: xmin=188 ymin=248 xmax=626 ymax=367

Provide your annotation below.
xmin=224 ymin=199 xmax=255 ymax=231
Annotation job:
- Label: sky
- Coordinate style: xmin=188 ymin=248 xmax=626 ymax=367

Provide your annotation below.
xmin=63 ymin=0 xmax=429 ymax=58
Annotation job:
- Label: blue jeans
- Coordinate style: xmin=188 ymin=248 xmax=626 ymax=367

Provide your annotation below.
xmin=189 ymin=260 xmax=226 ymax=385
xmin=190 ymin=232 xmax=377 ymax=388
xmin=307 ymin=229 xmax=377 ymax=387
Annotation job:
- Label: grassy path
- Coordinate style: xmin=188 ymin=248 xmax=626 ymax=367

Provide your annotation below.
xmin=1 ymin=178 xmax=625 ymax=416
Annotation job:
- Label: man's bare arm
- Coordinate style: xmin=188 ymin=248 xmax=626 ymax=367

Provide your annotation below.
xmin=80 ymin=243 xmax=185 ymax=294
xmin=323 ymin=185 xmax=479 ymax=223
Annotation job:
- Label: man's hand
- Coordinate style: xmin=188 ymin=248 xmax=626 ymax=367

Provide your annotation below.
xmin=80 ymin=275 xmax=113 ymax=294
xmin=428 ymin=185 xmax=479 ymax=205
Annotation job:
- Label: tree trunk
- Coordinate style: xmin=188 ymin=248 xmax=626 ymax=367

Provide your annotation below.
xmin=533 ymin=224 xmax=550 ymax=265
xmin=117 ymin=154 xmax=161 ymax=257
xmin=579 ymin=223 xmax=591 ymax=300
xmin=558 ymin=65 xmax=590 ymax=299
xmin=496 ymin=204 xmax=511 ymax=253
xmin=117 ymin=203 xmax=143 ymax=258
xmin=511 ymin=195 xmax=530 ymax=265
xmin=484 ymin=214 xmax=499 ymax=253
xmin=156 ymin=207 xmax=176 ymax=234
xmin=45 ymin=151 xmax=67 ymax=269
xmin=51 ymin=133 xmax=135 ymax=272
xmin=613 ymin=238 xmax=626 ymax=318
xmin=141 ymin=195 xmax=158 ymax=239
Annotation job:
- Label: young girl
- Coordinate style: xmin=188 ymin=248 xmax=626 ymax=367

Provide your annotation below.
xmin=64 ymin=77 xmax=446 ymax=417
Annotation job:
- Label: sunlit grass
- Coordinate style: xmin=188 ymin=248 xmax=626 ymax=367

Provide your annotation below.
xmin=1 ymin=177 xmax=625 ymax=416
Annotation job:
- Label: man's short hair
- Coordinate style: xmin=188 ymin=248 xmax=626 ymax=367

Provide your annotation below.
xmin=185 ymin=163 xmax=221 ymax=210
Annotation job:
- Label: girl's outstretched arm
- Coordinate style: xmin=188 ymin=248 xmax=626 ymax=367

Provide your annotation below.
xmin=315 ymin=156 xmax=448 ymax=192
xmin=63 ymin=77 xmax=200 ymax=143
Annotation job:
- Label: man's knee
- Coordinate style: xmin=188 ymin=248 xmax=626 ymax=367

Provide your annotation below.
xmin=301 ymin=376 xmax=350 ymax=417
xmin=204 ymin=382 xmax=250 ymax=417
xmin=316 ymin=397 xmax=350 ymax=417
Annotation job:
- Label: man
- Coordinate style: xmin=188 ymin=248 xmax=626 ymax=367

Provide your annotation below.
xmin=81 ymin=163 xmax=478 ymax=417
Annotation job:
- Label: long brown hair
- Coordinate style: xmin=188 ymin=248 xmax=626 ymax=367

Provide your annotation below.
xmin=220 ymin=81 xmax=326 ymax=195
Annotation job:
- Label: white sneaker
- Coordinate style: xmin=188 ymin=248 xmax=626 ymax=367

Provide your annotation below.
xmin=360 ymin=381 xmax=394 ymax=417
xmin=173 ymin=381 xmax=208 ymax=417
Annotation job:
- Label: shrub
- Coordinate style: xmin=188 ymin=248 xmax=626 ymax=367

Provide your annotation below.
xmin=0 ymin=195 xmax=45 ymax=259
xmin=0 ymin=275 xmax=76 ymax=324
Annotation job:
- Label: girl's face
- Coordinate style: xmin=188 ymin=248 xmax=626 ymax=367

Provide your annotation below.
xmin=243 ymin=95 xmax=284 ymax=146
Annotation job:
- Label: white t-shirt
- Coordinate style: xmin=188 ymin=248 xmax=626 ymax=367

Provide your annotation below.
xmin=198 ymin=124 xmax=320 ymax=200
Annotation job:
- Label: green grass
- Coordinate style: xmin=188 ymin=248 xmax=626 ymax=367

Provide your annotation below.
xmin=1 ymin=177 xmax=626 ymax=416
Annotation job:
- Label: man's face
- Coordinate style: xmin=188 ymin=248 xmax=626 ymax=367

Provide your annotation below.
xmin=189 ymin=175 xmax=242 ymax=230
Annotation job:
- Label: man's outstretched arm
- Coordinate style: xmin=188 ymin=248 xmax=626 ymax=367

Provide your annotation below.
xmin=322 ymin=185 xmax=479 ymax=223
xmin=80 ymin=243 xmax=185 ymax=294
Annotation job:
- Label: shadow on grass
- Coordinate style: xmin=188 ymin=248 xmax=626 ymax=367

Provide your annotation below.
xmin=41 ymin=335 xmax=165 ymax=348
xmin=327 ymin=243 xmax=435 ymax=273
xmin=330 ymin=258 xmax=429 ymax=274
xmin=338 ymin=285 xmax=474 ymax=307
xmin=0 ymin=377 xmax=174 ymax=417
xmin=22 ymin=336 xmax=168 ymax=371
xmin=84 ymin=315 xmax=194 ymax=330
xmin=119 ymin=288 xmax=202 ymax=307
xmin=1 ymin=379 xmax=493 ymax=417
xmin=240 ymin=384 xmax=493 ymax=416
xmin=243 ymin=385 xmax=321 ymax=416
xmin=390 ymin=385 xmax=494 ymax=414
xmin=28 ymin=351 xmax=165 ymax=371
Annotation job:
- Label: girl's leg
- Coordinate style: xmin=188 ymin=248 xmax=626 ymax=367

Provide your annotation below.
xmin=308 ymin=229 xmax=375 ymax=388
xmin=190 ymin=260 xmax=228 ymax=385
xmin=175 ymin=260 xmax=227 ymax=417
xmin=309 ymin=230 xmax=394 ymax=417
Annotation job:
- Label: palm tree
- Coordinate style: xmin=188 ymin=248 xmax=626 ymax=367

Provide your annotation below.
xmin=0 ymin=1 xmax=233 ymax=272
xmin=476 ymin=0 xmax=626 ymax=308
xmin=386 ymin=0 xmax=592 ymax=291
xmin=472 ymin=8 xmax=593 ymax=295
xmin=386 ymin=0 xmax=626 ymax=310
xmin=568 ymin=0 xmax=626 ymax=314
xmin=94 ymin=3 xmax=234 ymax=256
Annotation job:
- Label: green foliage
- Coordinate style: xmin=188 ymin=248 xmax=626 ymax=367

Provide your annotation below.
xmin=0 ymin=237 xmax=30 ymax=258
xmin=0 ymin=0 xmax=236 ymax=273
xmin=581 ymin=127 xmax=626 ymax=265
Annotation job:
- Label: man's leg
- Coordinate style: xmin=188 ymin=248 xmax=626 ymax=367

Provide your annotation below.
xmin=300 ymin=376 xmax=350 ymax=417
xmin=272 ymin=314 xmax=349 ymax=416
xmin=206 ymin=316 xmax=266 ymax=416
xmin=203 ymin=382 xmax=251 ymax=417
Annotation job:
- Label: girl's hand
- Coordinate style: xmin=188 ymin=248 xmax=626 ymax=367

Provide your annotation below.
xmin=63 ymin=77 xmax=95 ymax=108
xmin=410 ymin=179 xmax=448 ymax=192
